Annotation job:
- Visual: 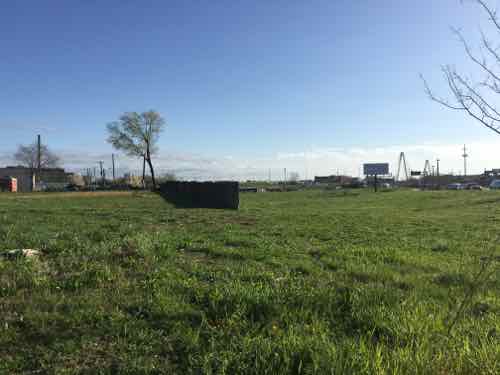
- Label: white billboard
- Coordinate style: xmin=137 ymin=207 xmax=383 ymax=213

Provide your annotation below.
xmin=363 ymin=163 xmax=389 ymax=176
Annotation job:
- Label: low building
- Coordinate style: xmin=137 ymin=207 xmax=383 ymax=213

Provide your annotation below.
xmin=314 ymin=175 xmax=353 ymax=185
xmin=0 ymin=166 xmax=72 ymax=192
xmin=0 ymin=167 xmax=34 ymax=192
xmin=0 ymin=177 xmax=17 ymax=192
xmin=484 ymin=169 xmax=500 ymax=177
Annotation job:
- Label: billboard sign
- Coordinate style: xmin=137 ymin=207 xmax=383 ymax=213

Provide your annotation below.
xmin=411 ymin=170 xmax=422 ymax=176
xmin=363 ymin=163 xmax=389 ymax=176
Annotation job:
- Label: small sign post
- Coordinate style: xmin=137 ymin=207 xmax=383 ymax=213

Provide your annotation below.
xmin=363 ymin=163 xmax=389 ymax=192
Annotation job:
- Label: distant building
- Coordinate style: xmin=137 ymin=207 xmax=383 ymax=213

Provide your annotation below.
xmin=484 ymin=169 xmax=500 ymax=177
xmin=0 ymin=166 xmax=72 ymax=192
xmin=0 ymin=176 xmax=17 ymax=192
xmin=314 ymin=175 xmax=353 ymax=185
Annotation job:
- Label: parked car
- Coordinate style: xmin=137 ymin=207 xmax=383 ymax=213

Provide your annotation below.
xmin=447 ymin=183 xmax=463 ymax=190
xmin=64 ymin=184 xmax=80 ymax=192
xmin=464 ymin=182 xmax=483 ymax=190
xmin=490 ymin=179 xmax=500 ymax=189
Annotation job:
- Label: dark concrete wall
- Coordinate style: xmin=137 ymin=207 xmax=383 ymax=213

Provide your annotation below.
xmin=159 ymin=181 xmax=239 ymax=209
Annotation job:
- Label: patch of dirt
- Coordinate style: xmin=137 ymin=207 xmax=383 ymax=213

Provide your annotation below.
xmin=12 ymin=191 xmax=135 ymax=199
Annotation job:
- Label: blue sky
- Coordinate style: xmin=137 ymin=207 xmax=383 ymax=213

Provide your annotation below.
xmin=1 ymin=0 xmax=499 ymax=179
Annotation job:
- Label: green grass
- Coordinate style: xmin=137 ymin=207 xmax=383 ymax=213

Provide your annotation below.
xmin=0 ymin=189 xmax=499 ymax=374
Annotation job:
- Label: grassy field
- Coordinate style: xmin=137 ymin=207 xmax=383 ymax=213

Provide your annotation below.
xmin=0 ymin=189 xmax=499 ymax=374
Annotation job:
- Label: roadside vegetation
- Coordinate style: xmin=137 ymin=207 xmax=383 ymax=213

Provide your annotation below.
xmin=0 ymin=189 xmax=499 ymax=374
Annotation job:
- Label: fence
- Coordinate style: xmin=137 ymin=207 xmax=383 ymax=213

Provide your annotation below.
xmin=159 ymin=181 xmax=239 ymax=209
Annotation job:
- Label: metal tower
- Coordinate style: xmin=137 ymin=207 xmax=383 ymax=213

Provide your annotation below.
xmin=423 ymin=160 xmax=432 ymax=176
xmin=396 ymin=152 xmax=409 ymax=181
xmin=462 ymin=145 xmax=468 ymax=176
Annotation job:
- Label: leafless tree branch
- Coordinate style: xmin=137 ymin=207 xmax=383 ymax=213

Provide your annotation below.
xmin=423 ymin=0 xmax=500 ymax=136
xmin=475 ymin=0 xmax=500 ymax=32
xmin=452 ymin=27 xmax=500 ymax=82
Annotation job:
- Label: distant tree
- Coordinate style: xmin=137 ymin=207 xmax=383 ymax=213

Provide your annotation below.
xmin=422 ymin=0 xmax=500 ymax=135
xmin=69 ymin=173 xmax=85 ymax=187
xmin=125 ymin=174 xmax=144 ymax=189
xmin=107 ymin=111 xmax=165 ymax=187
xmin=14 ymin=142 xmax=60 ymax=170
xmin=163 ymin=173 xmax=177 ymax=181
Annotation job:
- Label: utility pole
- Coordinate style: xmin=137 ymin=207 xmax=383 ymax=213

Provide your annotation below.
xmin=35 ymin=134 xmax=41 ymax=191
xmin=436 ymin=159 xmax=440 ymax=177
xmin=283 ymin=168 xmax=287 ymax=191
xmin=112 ymin=154 xmax=116 ymax=181
xmin=37 ymin=135 xmax=41 ymax=170
xmin=462 ymin=144 xmax=468 ymax=177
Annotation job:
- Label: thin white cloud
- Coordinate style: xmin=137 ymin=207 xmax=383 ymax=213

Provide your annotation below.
xmin=1 ymin=141 xmax=499 ymax=181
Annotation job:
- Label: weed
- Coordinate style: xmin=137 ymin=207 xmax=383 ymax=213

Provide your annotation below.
xmin=431 ymin=240 xmax=450 ymax=252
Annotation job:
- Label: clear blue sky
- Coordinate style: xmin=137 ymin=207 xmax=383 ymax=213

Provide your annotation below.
xmin=0 ymin=0 xmax=498 ymax=176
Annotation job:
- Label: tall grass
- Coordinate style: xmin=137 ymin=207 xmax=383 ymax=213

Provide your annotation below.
xmin=0 ymin=190 xmax=499 ymax=374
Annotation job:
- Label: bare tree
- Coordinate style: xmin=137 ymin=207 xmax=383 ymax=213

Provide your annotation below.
xmin=107 ymin=110 xmax=165 ymax=187
xmin=14 ymin=142 xmax=60 ymax=170
xmin=422 ymin=0 xmax=500 ymax=135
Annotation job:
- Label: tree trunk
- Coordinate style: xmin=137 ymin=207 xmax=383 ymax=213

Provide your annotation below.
xmin=146 ymin=157 xmax=156 ymax=189
xmin=142 ymin=156 xmax=146 ymax=189
xmin=31 ymin=169 xmax=36 ymax=192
